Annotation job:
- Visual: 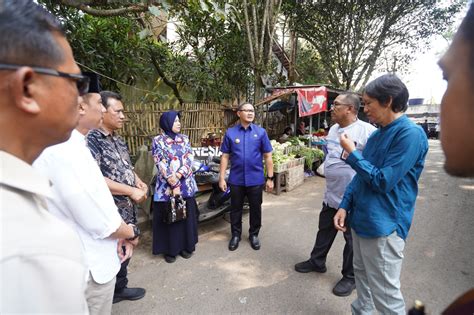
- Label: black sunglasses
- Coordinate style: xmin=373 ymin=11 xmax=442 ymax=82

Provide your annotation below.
xmin=0 ymin=63 xmax=90 ymax=96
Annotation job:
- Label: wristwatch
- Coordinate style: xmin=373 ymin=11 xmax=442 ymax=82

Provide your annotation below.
xmin=266 ymin=175 xmax=274 ymax=181
xmin=127 ymin=224 xmax=141 ymax=241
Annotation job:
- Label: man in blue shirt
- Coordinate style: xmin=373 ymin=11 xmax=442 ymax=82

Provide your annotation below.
xmin=334 ymin=74 xmax=428 ymax=315
xmin=294 ymin=93 xmax=376 ymax=298
xmin=219 ymin=103 xmax=274 ymax=251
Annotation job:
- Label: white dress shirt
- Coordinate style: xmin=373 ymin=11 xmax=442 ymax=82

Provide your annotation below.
xmin=1 ymin=151 xmax=88 ymax=314
xmin=34 ymin=129 xmax=122 ymax=284
xmin=323 ymin=120 xmax=377 ymax=209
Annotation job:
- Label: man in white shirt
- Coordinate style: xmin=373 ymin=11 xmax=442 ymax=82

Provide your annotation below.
xmin=34 ymin=74 xmax=140 ymax=315
xmin=0 ymin=1 xmax=89 ymax=313
xmin=294 ymin=93 xmax=376 ymax=297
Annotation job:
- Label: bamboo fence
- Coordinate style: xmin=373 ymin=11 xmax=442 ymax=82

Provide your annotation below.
xmin=117 ymin=101 xmax=290 ymax=158
xmin=118 ymin=102 xmax=235 ymax=158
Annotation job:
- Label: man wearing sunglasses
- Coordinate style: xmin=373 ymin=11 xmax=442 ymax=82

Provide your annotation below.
xmin=34 ymin=73 xmax=140 ymax=315
xmin=294 ymin=93 xmax=376 ymax=297
xmin=0 ymin=0 xmax=89 ymax=313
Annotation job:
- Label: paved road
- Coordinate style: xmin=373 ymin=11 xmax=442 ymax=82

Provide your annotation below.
xmin=113 ymin=140 xmax=473 ymax=314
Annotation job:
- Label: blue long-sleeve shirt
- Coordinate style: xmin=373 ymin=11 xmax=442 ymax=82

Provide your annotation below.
xmin=339 ymin=115 xmax=428 ymax=240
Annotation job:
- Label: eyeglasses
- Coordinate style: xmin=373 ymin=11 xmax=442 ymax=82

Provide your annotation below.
xmin=331 ymin=102 xmax=353 ymax=110
xmin=0 ymin=63 xmax=90 ymax=96
xmin=239 ymin=109 xmax=255 ymax=113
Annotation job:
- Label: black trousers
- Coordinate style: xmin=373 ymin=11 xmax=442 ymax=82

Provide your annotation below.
xmin=229 ymin=184 xmax=263 ymax=237
xmin=309 ymin=203 xmax=354 ymax=280
xmin=115 ymin=253 xmax=130 ymax=293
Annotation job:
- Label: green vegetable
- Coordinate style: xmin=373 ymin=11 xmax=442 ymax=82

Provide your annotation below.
xmin=295 ymin=147 xmax=324 ymax=169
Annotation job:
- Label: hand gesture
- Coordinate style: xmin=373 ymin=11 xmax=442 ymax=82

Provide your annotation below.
xmin=340 ymin=133 xmax=356 ymax=154
xmin=219 ymin=177 xmax=227 ymax=192
xmin=128 ymin=237 xmax=139 ymax=247
xmin=172 ymin=186 xmax=181 ymax=196
xmin=333 ymin=208 xmax=348 ymax=232
xmin=130 ymin=187 xmax=147 ymax=203
xmin=168 ymin=174 xmax=179 ymax=186
xmin=117 ymin=239 xmax=134 ymax=263
xmin=122 ymin=240 xmax=134 ymax=261
xmin=265 ymin=179 xmax=274 ymax=192
xmin=137 ymin=181 xmax=148 ymax=194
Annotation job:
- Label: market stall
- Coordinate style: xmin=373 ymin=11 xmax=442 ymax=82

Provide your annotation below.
xmin=255 ymin=85 xmax=348 ymax=139
xmin=270 ymin=138 xmax=324 ymax=195
xmin=255 ymin=85 xmax=357 ymax=194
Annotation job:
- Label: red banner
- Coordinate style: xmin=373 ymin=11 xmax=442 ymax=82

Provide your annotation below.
xmin=296 ymin=87 xmax=328 ymax=117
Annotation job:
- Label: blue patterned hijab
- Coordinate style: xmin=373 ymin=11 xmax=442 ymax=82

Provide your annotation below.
xmin=159 ymin=110 xmax=180 ymax=140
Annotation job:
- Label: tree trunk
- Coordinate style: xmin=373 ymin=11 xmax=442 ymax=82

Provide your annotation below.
xmin=288 ymin=29 xmax=298 ymax=85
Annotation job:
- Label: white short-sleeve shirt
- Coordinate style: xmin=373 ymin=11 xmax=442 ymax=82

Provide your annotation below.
xmin=34 ymin=129 xmax=122 ymax=284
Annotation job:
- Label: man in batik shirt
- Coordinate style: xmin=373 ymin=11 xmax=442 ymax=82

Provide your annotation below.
xmin=87 ymin=90 xmax=147 ymax=304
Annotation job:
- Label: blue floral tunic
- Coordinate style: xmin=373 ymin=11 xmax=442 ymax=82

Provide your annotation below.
xmin=152 ymin=133 xmax=198 ymax=202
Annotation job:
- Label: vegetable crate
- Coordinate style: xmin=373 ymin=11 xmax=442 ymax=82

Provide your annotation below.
xmin=274 ymin=157 xmax=304 ymax=173
xmin=286 ymin=162 xmax=305 ymax=191
xmin=274 ymin=162 xmax=288 ymax=173
xmin=283 ymin=145 xmax=301 ymax=155
xmin=287 ymin=157 xmax=305 ymax=168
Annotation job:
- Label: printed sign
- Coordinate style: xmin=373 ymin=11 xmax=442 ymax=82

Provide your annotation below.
xmin=266 ymin=87 xmax=329 ymax=117
xmin=192 ymin=146 xmax=222 ymax=161
xmin=297 ymin=86 xmax=328 ymax=117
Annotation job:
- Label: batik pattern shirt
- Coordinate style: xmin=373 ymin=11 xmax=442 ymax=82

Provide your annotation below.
xmin=152 ymin=133 xmax=198 ymax=202
xmin=86 ymin=129 xmax=137 ymax=224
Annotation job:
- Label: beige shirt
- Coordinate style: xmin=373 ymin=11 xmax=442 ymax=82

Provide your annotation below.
xmin=0 ymin=151 xmax=88 ymax=314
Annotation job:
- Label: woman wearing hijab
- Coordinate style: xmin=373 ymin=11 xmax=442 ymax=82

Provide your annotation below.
xmin=151 ymin=111 xmax=199 ymax=263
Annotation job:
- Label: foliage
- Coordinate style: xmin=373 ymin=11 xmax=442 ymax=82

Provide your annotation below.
xmin=41 ymin=1 xmax=155 ymax=91
xmin=294 ymin=41 xmax=331 ymax=86
xmin=170 ymin=1 xmax=252 ymax=102
xmin=41 ymin=0 xmax=254 ymax=103
xmin=232 ymin=0 xmax=283 ymax=101
xmin=283 ymin=0 xmax=465 ymax=90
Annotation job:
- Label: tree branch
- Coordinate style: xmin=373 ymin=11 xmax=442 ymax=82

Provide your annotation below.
xmin=60 ymin=0 xmax=149 ymax=16
xmin=242 ymin=0 xmax=255 ymax=66
xmin=148 ymin=48 xmax=184 ymax=106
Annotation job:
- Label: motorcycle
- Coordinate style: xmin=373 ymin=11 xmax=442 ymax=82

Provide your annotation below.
xmin=192 ymin=157 xmax=233 ymax=222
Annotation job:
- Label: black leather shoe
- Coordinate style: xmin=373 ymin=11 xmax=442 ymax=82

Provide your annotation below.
xmin=228 ymin=236 xmax=240 ymax=251
xmin=249 ymin=235 xmax=261 ymax=250
xmin=113 ymin=287 xmax=146 ymax=304
xmin=332 ymin=278 xmax=356 ymax=297
xmin=164 ymin=255 xmax=176 ymax=263
xmin=179 ymin=250 xmax=193 ymax=259
xmin=294 ymin=260 xmax=327 ymax=273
